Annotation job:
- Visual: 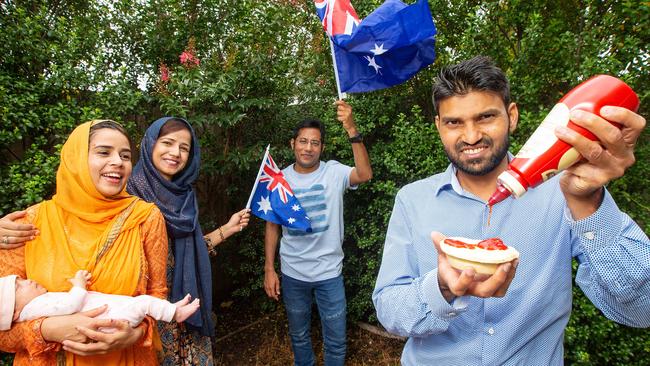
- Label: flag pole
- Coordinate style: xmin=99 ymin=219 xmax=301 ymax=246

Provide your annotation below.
xmin=328 ymin=37 xmax=347 ymax=100
xmin=245 ymin=145 xmax=270 ymax=210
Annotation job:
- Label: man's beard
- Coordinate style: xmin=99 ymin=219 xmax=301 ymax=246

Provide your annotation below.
xmin=443 ymin=134 xmax=509 ymax=176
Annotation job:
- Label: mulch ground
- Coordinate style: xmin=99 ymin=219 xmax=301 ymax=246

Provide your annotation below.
xmin=213 ymin=302 xmax=404 ymax=366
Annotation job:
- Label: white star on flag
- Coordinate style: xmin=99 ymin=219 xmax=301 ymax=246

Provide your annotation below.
xmin=287 ymin=217 xmax=296 ymax=225
xmin=257 ymin=196 xmax=272 ymax=214
xmin=292 ymin=204 xmax=301 ymax=212
xmin=364 ymin=56 xmax=382 ymax=74
xmin=370 ymin=43 xmax=387 ymax=55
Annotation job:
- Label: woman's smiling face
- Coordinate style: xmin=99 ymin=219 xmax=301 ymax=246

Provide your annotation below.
xmin=152 ymin=128 xmax=192 ymax=181
xmin=87 ymin=128 xmax=132 ymax=197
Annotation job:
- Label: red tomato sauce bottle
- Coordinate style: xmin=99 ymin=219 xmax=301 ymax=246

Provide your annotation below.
xmin=487 ymin=75 xmax=639 ymax=206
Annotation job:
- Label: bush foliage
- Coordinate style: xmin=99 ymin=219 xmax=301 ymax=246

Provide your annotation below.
xmin=1 ymin=0 xmax=648 ymax=364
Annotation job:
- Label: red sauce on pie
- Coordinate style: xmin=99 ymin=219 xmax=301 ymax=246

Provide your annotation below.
xmin=445 ymin=239 xmax=476 ymax=249
xmin=477 ymin=238 xmax=507 ymax=250
xmin=445 ymin=238 xmax=507 ymax=251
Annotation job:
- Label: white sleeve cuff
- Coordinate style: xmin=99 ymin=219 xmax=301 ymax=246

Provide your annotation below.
xmin=420 ymin=269 xmax=468 ymax=320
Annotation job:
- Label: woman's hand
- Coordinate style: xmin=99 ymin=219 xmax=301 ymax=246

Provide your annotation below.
xmin=41 ymin=306 xmax=108 ymax=344
xmin=0 ymin=211 xmax=38 ymax=249
xmin=61 ymin=319 xmax=144 ymax=356
xmin=204 ymin=208 xmax=251 ymax=249
xmin=223 ymin=208 xmax=251 ymax=237
xmin=42 ymin=306 xmax=145 ymax=356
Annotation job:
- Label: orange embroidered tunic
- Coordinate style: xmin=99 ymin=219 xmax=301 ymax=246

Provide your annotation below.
xmin=0 ymin=204 xmax=168 ymax=365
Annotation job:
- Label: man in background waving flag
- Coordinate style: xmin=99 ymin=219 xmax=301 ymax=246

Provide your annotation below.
xmin=247 ymin=145 xmax=312 ymax=232
xmin=315 ymin=0 xmax=437 ymax=94
xmin=262 ymin=101 xmax=372 ymax=366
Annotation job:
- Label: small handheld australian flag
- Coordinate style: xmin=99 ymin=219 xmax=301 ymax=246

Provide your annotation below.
xmin=246 ymin=146 xmax=312 ymax=232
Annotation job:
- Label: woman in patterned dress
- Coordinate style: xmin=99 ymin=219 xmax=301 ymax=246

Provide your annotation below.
xmin=127 ymin=117 xmax=249 ymax=365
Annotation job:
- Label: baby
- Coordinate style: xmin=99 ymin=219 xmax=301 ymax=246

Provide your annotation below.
xmin=0 ymin=270 xmax=199 ymax=331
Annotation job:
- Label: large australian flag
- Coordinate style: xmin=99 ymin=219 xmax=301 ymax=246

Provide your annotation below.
xmin=315 ymin=0 xmax=437 ymax=93
xmin=247 ymin=146 xmax=312 ymax=232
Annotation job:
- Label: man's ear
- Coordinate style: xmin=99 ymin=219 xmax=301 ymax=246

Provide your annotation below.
xmin=321 ymin=144 xmax=326 ymax=154
xmin=290 ymin=138 xmax=295 ymax=150
xmin=434 ymin=115 xmax=441 ymax=131
xmin=507 ymin=102 xmax=519 ymax=133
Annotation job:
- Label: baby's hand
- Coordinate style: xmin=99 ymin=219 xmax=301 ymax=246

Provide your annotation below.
xmin=68 ymin=270 xmax=92 ymax=289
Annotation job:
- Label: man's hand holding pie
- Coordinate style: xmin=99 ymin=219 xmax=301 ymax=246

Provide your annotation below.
xmin=431 ymin=231 xmax=519 ymax=303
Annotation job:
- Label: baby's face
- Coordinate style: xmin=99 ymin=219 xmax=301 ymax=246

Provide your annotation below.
xmin=14 ymin=278 xmax=47 ymax=317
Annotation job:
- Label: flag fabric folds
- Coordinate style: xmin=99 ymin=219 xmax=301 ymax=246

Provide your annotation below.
xmin=314 ymin=0 xmax=437 ymax=93
xmin=247 ymin=146 xmax=312 ymax=232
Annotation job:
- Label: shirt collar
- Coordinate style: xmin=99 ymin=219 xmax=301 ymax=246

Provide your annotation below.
xmin=433 ymin=152 xmax=514 ymax=197
xmin=433 ymin=164 xmax=458 ymax=196
xmin=289 ymin=161 xmax=324 ymax=177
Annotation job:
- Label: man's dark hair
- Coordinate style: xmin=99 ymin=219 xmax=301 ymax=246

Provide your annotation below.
xmin=292 ymin=119 xmax=326 ymax=142
xmin=432 ymin=56 xmax=511 ymax=115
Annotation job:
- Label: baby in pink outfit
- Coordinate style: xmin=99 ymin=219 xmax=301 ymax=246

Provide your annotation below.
xmin=0 ymin=270 xmax=199 ymax=331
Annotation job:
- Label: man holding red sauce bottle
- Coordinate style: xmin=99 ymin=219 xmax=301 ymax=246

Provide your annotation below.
xmin=373 ymin=56 xmax=649 ymax=365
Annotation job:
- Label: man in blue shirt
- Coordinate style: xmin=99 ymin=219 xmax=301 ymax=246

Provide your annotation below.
xmin=373 ymin=56 xmax=649 ymax=365
xmin=264 ymin=100 xmax=372 ymax=366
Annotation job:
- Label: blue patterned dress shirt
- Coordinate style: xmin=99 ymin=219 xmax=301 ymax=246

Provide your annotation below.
xmin=373 ymin=164 xmax=650 ymax=365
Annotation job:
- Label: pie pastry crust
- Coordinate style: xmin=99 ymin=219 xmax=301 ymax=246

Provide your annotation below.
xmin=440 ymin=237 xmax=519 ymax=275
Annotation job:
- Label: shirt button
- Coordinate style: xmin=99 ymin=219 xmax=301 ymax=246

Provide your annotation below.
xmin=584 ymin=231 xmax=595 ymax=240
xmin=487 ymin=327 xmax=495 ymax=335
xmin=448 ymin=312 xmax=456 ymax=316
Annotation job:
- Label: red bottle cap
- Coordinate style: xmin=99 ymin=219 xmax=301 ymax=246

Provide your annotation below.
xmin=487 ymin=184 xmax=512 ymax=206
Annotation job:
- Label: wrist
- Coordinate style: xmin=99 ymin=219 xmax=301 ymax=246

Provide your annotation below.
xmin=221 ymin=223 xmax=234 ymax=237
xmin=133 ymin=324 xmax=145 ymax=343
xmin=264 ymin=265 xmax=276 ymax=273
xmin=217 ymin=225 xmax=227 ymax=242
xmin=227 ymin=223 xmax=242 ymax=237
xmin=40 ymin=317 xmax=63 ymax=343
xmin=40 ymin=318 xmax=54 ymax=342
xmin=564 ymin=187 xmax=604 ymax=220
xmin=348 ymin=132 xmax=363 ymax=143
xmin=346 ymin=128 xmax=359 ymax=137
xmin=437 ymin=273 xmax=456 ymax=303
xmin=440 ymin=288 xmax=456 ymax=304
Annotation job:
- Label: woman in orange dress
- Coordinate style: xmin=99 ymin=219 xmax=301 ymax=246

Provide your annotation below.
xmin=0 ymin=120 xmax=168 ymax=365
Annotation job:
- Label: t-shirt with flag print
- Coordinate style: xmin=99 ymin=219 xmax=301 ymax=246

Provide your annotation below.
xmin=279 ymin=160 xmax=355 ymax=282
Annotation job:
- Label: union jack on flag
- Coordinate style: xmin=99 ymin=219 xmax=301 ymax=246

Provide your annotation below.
xmin=246 ymin=146 xmax=312 ymax=232
xmin=259 ymin=153 xmax=293 ymax=204
xmin=314 ymin=0 xmax=359 ymax=37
